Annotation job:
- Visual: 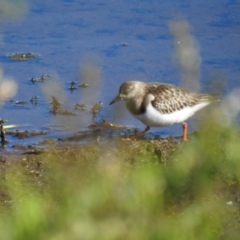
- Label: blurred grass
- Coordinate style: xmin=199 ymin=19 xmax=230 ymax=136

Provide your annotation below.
xmin=1 ymin=117 xmax=240 ymax=240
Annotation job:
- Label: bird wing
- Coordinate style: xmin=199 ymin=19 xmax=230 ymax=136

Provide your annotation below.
xmin=148 ymin=83 xmax=200 ymax=114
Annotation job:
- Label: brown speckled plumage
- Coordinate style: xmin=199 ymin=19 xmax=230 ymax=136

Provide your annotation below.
xmin=148 ymin=83 xmax=216 ymax=114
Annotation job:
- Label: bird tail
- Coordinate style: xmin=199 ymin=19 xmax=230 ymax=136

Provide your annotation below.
xmin=199 ymin=93 xmax=220 ymax=102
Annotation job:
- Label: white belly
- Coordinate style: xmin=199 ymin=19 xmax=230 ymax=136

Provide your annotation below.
xmin=133 ymin=101 xmax=210 ymax=127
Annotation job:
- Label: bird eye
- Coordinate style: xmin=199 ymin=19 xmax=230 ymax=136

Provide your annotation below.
xmin=127 ymin=86 xmax=133 ymax=91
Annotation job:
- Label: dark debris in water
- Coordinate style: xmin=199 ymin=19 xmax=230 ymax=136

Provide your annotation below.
xmin=69 ymin=84 xmax=78 ymax=91
xmin=79 ymin=83 xmax=88 ymax=88
xmin=8 ymin=52 xmax=38 ymax=61
xmin=69 ymin=81 xmax=77 ymax=85
xmin=14 ymin=101 xmax=28 ymax=105
xmin=121 ymin=42 xmax=128 ymax=47
xmin=68 ymin=82 xmax=88 ymax=92
xmin=50 ymin=109 xmax=75 ymax=116
xmin=7 ymin=130 xmax=48 ymax=139
xmin=7 ymin=97 xmax=39 ymax=106
xmin=29 ymin=96 xmax=38 ymax=105
xmin=88 ymin=120 xmax=126 ymax=129
xmin=30 ymin=74 xmax=51 ymax=83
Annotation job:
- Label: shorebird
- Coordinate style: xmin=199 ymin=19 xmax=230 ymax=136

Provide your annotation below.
xmin=109 ymin=80 xmax=218 ymax=141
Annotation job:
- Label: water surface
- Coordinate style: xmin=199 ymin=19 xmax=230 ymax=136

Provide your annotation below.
xmin=0 ymin=0 xmax=239 ymax=147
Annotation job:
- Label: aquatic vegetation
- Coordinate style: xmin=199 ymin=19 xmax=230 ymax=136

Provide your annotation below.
xmin=8 ymin=52 xmax=38 ymax=61
xmin=74 ymin=103 xmax=86 ymax=111
xmin=78 ymin=83 xmax=88 ymax=88
xmin=49 ymin=96 xmax=75 ymax=116
xmin=90 ymin=101 xmax=103 ymax=122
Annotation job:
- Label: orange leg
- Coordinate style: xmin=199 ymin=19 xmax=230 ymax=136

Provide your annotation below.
xmin=121 ymin=126 xmax=150 ymax=141
xmin=181 ymin=122 xmax=188 ymax=141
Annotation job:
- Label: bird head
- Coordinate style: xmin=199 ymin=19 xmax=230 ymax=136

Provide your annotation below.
xmin=109 ymin=81 xmax=142 ymax=105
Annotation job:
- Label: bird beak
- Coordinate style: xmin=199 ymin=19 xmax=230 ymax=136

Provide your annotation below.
xmin=109 ymin=95 xmax=121 ymax=105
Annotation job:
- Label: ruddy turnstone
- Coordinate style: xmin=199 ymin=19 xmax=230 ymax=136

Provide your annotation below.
xmin=109 ymin=80 xmax=219 ymax=141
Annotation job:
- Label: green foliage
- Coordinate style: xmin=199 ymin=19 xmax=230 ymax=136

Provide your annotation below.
xmin=1 ymin=119 xmax=240 ymax=239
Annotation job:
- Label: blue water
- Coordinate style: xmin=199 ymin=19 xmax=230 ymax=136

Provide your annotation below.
xmin=0 ymin=0 xmax=240 ymax=146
